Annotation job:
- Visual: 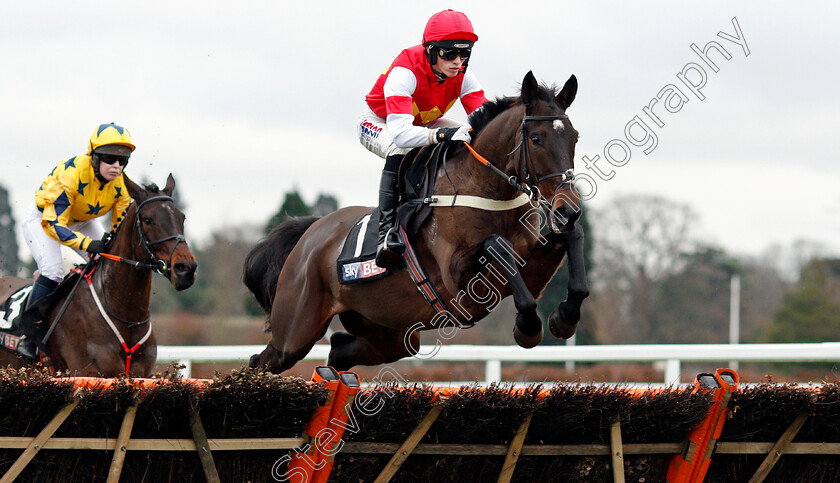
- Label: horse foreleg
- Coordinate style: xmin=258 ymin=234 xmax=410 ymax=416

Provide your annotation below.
xmin=482 ymin=234 xmax=543 ymax=348
xmin=548 ymin=223 xmax=590 ymax=339
xmin=249 ymin=343 xmax=287 ymax=373
xmin=249 ymin=271 xmax=332 ymax=374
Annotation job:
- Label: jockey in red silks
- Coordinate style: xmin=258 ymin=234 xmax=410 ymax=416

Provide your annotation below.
xmin=359 ymin=9 xmax=487 ymax=268
xmin=17 ymin=123 xmax=134 ymax=359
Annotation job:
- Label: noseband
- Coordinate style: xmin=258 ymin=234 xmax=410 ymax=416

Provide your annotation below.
xmin=135 ymin=195 xmax=186 ymax=278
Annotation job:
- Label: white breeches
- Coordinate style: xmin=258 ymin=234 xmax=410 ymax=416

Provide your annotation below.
xmin=22 ymin=205 xmax=105 ymax=282
xmin=357 ymin=106 xmax=465 ymax=160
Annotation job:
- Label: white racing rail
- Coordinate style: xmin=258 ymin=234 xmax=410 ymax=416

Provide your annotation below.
xmin=156 ymin=342 xmax=840 ymax=385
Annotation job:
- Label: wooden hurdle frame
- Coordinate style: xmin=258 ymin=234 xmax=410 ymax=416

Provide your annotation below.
xmin=0 ymin=369 xmax=837 ymax=483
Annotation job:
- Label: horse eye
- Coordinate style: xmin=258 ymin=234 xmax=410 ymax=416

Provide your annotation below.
xmin=142 ymin=217 xmax=153 ymax=225
xmin=530 ymin=133 xmax=542 ymax=145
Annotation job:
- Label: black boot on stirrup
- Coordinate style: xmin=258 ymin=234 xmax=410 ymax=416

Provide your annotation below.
xmin=17 ymin=275 xmax=58 ymax=359
xmin=375 ymin=166 xmax=405 ymax=268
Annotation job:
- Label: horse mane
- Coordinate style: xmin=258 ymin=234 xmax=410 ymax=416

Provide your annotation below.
xmin=468 ymin=83 xmax=561 ymax=138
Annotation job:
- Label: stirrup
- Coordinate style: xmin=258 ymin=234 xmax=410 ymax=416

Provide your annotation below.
xmin=375 ymin=245 xmax=403 ymax=268
xmin=383 ymin=226 xmax=405 ymax=254
xmin=375 ymin=228 xmax=405 ymax=268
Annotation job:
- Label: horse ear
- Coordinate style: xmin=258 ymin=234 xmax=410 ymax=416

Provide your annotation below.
xmin=163 ymin=173 xmax=176 ymax=196
xmin=556 ymin=75 xmax=578 ymax=111
xmin=124 ymin=175 xmax=146 ymax=202
xmin=521 ymin=71 xmax=539 ymax=107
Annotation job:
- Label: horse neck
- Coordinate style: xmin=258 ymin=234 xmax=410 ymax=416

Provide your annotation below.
xmin=457 ymin=106 xmax=524 ymax=198
xmin=95 ymin=205 xmax=152 ymax=321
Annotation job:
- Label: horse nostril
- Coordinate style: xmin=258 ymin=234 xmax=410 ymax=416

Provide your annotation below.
xmin=174 ymin=262 xmax=196 ymax=276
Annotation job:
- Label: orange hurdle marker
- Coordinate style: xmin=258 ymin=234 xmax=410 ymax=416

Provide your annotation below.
xmin=285 ymin=366 xmax=341 ymax=483
xmin=666 ymin=368 xmax=738 ymax=483
xmin=310 ymin=371 xmax=361 ymax=483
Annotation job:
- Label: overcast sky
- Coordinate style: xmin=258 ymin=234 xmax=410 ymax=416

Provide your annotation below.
xmin=2 ymin=1 xmax=838 ymax=262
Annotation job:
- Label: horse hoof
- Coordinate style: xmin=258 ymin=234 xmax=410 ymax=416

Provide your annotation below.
xmin=248 ymin=353 xmax=260 ymax=368
xmin=548 ymin=304 xmax=579 ymax=339
xmin=513 ymin=325 xmax=543 ymax=349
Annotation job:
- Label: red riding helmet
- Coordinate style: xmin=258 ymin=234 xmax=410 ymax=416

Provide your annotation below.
xmin=422 ymin=9 xmax=478 ymax=43
xmin=423 ymin=10 xmax=477 ymax=71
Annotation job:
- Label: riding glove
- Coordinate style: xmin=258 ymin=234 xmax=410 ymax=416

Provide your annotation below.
xmin=86 ymin=239 xmax=105 ymax=255
xmin=434 ymin=126 xmax=473 ymax=144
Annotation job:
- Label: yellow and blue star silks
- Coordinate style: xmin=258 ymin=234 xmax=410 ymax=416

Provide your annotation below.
xmin=34 ymin=155 xmax=130 ymax=251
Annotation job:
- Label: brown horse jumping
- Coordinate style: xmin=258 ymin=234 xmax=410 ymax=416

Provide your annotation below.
xmin=246 ymin=72 xmax=588 ymax=373
xmin=0 ymin=175 xmax=197 ymax=376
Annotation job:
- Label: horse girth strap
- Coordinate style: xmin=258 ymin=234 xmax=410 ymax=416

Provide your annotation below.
xmin=426 ymin=192 xmax=532 ymax=211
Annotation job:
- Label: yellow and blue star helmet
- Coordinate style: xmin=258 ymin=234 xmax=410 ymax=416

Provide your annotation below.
xmin=87 ymin=123 xmax=135 ymax=155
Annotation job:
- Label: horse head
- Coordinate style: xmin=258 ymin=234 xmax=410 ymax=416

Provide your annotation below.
xmin=518 ymin=71 xmax=580 ymax=233
xmin=124 ymin=174 xmax=197 ymax=290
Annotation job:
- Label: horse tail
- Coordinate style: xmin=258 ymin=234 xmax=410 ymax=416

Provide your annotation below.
xmin=243 ymin=216 xmax=319 ymax=314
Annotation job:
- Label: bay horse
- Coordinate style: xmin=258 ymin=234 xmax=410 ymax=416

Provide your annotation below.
xmin=246 ymin=71 xmax=588 ymax=373
xmin=0 ymin=175 xmax=197 ymax=376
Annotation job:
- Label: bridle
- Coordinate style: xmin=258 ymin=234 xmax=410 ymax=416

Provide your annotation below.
xmin=98 ymin=195 xmax=185 ymax=277
xmin=133 ymin=195 xmax=186 ymax=278
xmin=508 ymin=114 xmax=576 ymax=210
xmin=464 ymin=113 xmax=576 ymax=212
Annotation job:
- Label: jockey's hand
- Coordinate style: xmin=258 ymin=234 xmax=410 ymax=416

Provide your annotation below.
xmin=86 ymin=240 xmax=105 ymax=255
xmin=434 ymin=126 xmax=473 ymax=144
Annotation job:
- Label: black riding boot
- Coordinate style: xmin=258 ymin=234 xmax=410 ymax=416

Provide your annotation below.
xmin=375 ymin=156 xmax=406 ymax=268
xmin=17 ymin=275 xmax=58 ymax=359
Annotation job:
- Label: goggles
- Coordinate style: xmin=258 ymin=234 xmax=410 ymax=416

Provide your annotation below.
xmin=97 ymin=153 xmax=130 ymax=167
xmin=436 ymin=46 xmax=471 ymax=61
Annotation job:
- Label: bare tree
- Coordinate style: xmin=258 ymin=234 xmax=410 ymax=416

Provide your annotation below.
xmin=593 ymin=194 xmax=698 ymax=287
xmin=590 ymin=194 xmax=699 ymax=343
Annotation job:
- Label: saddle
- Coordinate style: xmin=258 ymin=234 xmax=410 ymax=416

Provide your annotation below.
xmin=336 ymin=143 xmax=450 ymax=285
xmin=397 ymin=143 xmax=451 ymax=237
xmin=0 ymin=270 xmax=81 ymax=354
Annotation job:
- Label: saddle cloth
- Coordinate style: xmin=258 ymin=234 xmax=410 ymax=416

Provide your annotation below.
xmin=336 ymin=208 xmax=390 ymax=285
xmin=0 ymin=269 xmax=81 ymax=353
xmin=0 ymin=285 xmax=32 ymax=352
